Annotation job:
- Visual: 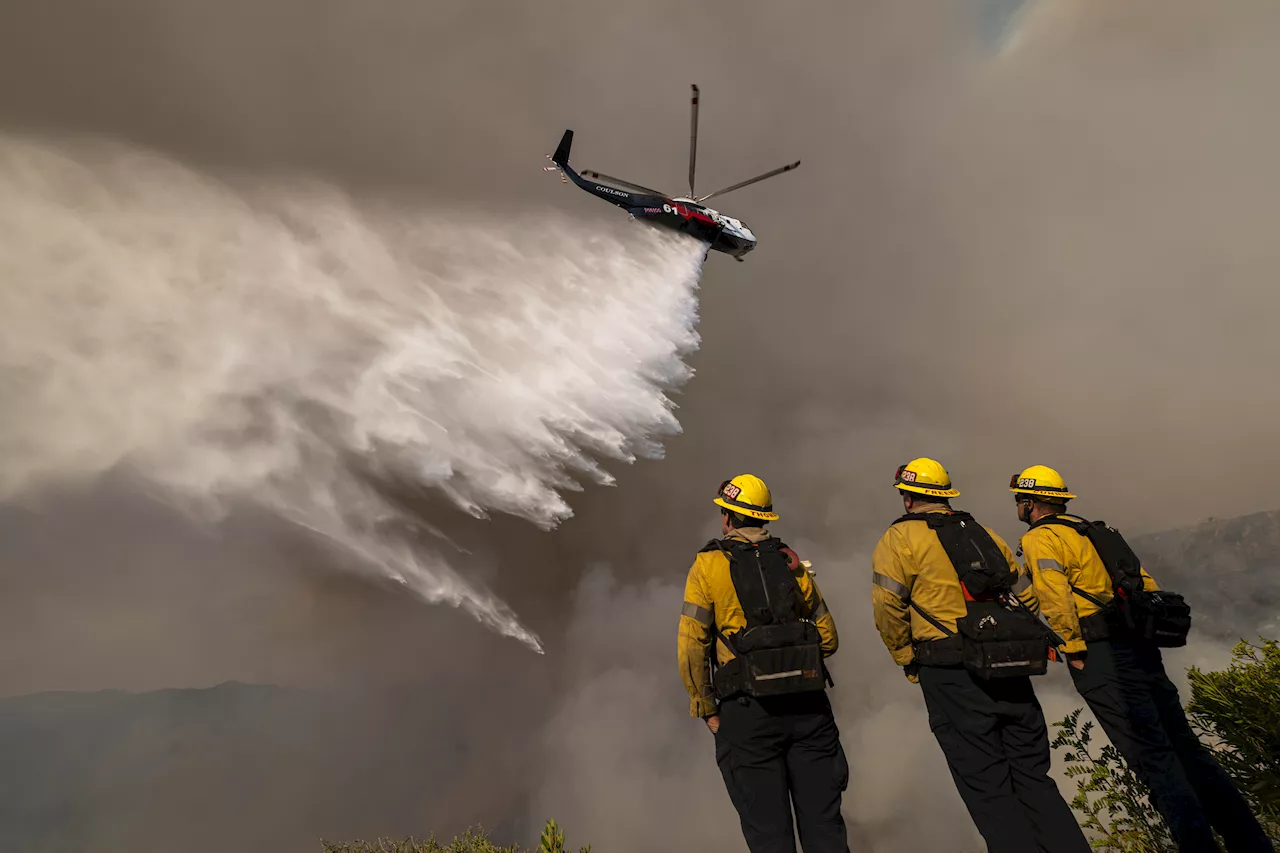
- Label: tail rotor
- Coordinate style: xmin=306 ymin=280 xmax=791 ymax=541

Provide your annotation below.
xmin=543 ymin=154 xmax=567 ymax=182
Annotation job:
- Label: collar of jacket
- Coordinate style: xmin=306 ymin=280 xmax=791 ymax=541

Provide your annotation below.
xmin=909 ymin=502 xmax=952 ymax=514
xmin=726 ymin=527 xmax=772 ymax=544
xmin=1033 ymin=512 xmax=1084 ymax=526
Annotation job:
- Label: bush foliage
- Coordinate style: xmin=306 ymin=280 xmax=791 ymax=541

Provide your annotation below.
xmin=321 ymin=819 xmax=590 ymax=853
xmin=1051 ymin=638 xmax=1280 ymax=851
xmin=1186 ymin=638 xmax=1280 ymax=828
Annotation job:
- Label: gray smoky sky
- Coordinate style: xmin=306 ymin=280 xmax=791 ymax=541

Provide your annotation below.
xmin=2 ymin=0 xmax=1279 ymax=851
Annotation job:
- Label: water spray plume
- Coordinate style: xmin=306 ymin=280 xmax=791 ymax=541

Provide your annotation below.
xmin=0 ymin=133 xmax=708 ymax=653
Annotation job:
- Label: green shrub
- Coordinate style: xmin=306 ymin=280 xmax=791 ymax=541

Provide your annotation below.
xmin=1051 ymin=637 xmax=1280 ymax=850
xmin=321 ymin=819 xmax=590 ymax=853
xmin=1186 ymin=639 xmax=1280 ymax=835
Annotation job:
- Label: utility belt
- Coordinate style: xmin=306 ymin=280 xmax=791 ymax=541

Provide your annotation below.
xmin=1079 ymin=610 xmax=1113 ymax=642
xmin=711 ymin=621 xmax=832 ymax=701
xmin=910 ymin=598 xmax=1051 ymax=679
xmin=916 ymin=610 xmax=1111 ymax=659
xmin=913 ymin=635 xmax=964 ymax=667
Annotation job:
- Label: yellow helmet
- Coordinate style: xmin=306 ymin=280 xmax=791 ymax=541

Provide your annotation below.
xmin=893 ymin=457 xmax=961 ymax=498
xmin=714 ymin=473 xmax=779 ymax=522
xmin=1009 ymin=465 xmax=1077 ymax=501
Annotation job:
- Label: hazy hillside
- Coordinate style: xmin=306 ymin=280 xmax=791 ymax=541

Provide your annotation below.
xmin=1133 ymin=510 xmax=1280 ymax=640
xmin=0 ymin=683 xmax=320 ymax=853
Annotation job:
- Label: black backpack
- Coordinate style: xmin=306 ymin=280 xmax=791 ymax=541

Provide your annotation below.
xmin=700 ymin=537 xmax=830 ymax=700
xmin=1034 ymin=516 xmax=1192 ymax=648
xmin=896 ymin=511 xmax=1053 ymax=679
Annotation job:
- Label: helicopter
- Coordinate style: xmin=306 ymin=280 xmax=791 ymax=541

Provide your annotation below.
xmin=543 ymin=84 xmax=800 ymax=261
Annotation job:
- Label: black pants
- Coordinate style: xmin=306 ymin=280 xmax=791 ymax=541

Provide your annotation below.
xmin=1072 ymin=639 xmax=1274 ymax=853
xmin=919 ymin=665 xmax=1090 ymax=853
xmin=714 ymin=691 xmax=850 ymax=853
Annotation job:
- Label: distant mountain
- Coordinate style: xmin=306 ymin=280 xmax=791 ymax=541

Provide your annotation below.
xmin=0 ymin=683 xmax=330 ymax=853
xmin=1132 ymin=509 xmax=1280 ymax=641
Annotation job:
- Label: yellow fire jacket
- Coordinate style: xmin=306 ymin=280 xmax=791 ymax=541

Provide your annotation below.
xmin=871 ymin=504 xmax=1037 ymax=668
xmin=1018 ymin=514 xmax=1159 ymax=654
xmin=677 ymin=527 xmax=838 ymax=718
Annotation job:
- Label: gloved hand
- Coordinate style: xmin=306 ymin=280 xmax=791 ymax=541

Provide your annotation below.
xmin=903 ymin=660 xmax=921 ymax=684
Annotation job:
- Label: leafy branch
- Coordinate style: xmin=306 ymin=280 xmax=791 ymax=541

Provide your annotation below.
xmin=321 ymin=819 xmax=591 ymax=853
xmin=1050 ymin=708 xmax=1173 ymax=852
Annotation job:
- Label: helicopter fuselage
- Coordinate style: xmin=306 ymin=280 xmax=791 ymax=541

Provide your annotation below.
xmin=560 ymin=163 xmax=757 ymax=259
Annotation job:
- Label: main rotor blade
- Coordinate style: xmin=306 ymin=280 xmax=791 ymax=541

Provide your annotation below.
xmin=689 ymin=84 xmax=699 ymax=198
xmin=694 ymin=160 xmax=801 ymax=204
xmin=581 ymin=170 xmax=669 ymax=197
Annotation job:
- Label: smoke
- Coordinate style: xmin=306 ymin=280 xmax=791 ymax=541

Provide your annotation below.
xmin=0 ymin=131 xmax=706 ymax=653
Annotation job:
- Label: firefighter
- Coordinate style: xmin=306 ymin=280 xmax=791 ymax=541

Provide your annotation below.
xmin=1012 ymin=465 xmax=1274 ymax=853
xmin=678 ymin=473 xmax=850 ymax=853
xmin=872 ymin=458 xmax=1089 ymax=853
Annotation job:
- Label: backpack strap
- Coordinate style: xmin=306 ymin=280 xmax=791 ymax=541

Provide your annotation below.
xmin=696 ymin=536 xmax=777 ymax=657
xmin=884 ymin=517 xmax=960 ymax=634
xmin=1069 ymin=585 xmax=1110 ymax=609
xmin=1028 ymin=514 xmax=1117 ymax=608
xmin=891 ymin=510 xmax=969 ymax=633
xmin=707 ymin=545 xmax=736 ymax=685
xmin=908 ymin=599 xmax=957 ymax=638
